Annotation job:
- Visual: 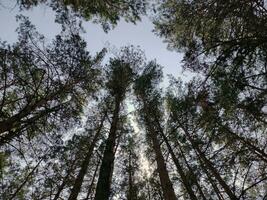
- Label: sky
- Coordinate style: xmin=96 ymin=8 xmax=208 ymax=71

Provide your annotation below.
xmin=0 ymin=0 xmax=193 ymax=86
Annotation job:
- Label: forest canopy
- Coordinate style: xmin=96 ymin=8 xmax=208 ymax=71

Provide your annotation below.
xmin=0 ymin=0 xmax=266 ymax=200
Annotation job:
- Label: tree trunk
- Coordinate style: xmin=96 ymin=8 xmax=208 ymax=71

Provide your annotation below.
xmin=9 ymin=157 xmax=43 ymax=200
xmin=155 ymin=119 xmax=197 ymax=200
xmin=149 ymin=127 xmax=177 ymax=200
xmin=53 ymin=164 xmax=75 ymax=200
xmin=68 ymin=115 xmax=105 ymax=200
xmin=53 ymin=177 xmax=67 ymax=200
xmin=94 ymin=97 xmax=121 ymax=200
xmin=222 ymin=126 xmax=267 ymax=162
xmin=177 ymin=122 xmax=238 ymax=200
xmin=141 ymin=99 xmax=177 ymax=200
xmin=175 ymin=140 xmax=207 ymax=200
xmin=0 ymin=79 xmax=80 ymax=144
xmin=127 ymin=150 xmax=137 ymax=200
xmin=84 ymin=157 xmax=101 ymax=200
xmin=198 ymin=157 xmax=225 ymax=200
xmin=0 ymin=104 xmax=63 ymax=145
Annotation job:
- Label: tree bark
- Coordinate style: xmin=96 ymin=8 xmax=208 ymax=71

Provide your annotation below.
xmin=53 ymin=159 xmax=78 ymax=200
xmin=127 ymin=150 xmax=138 ymax=200
xmin=140 ymin=99 xmax=177 ymax=200
xmin=68 ymin=115 xmax=105 ymax=200
xmin=149 ymin=130 xmax=177 ymax=200
xmin=94 ymin=96 xmax=121 ymax=200
xmin=53 ymin=178 xmax=67 ymax=200
xmin=222 ymin=126 xmax=267 ymax=162
xmin=9 ymin=157 xmax=43 ymax=200
xmin=0 ymin=79 xmax=80 ymax=143
xmin=155 ymin=119 xmax=198 ymax=200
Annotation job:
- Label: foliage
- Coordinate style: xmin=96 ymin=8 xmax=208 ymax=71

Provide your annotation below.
xmin=1 ymin=1 xmax=267 ymax=199
xmin=17 ymin=0 xmax=147 ymax=31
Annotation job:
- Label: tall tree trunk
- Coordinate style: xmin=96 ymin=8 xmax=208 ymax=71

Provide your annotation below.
xmin=68 ymin=115 xmax=105 ymax=200
xmin=222 ymin=126 xmax=267 ymax=162
xmin=197 ymin=156 xmax=225 ymax=200
xmin=155 ymin=119 xmax=198 ymax=200
xmin=127 ymin=150 xmax=137 ymax=200
xmin=176 ymin=138 xmax=223 ymax=200
xmin=147 ymin=181 xmax=152 ymax=200
xmin=141 ymin=100 xmax=177 ymax=200
xmin=53 ymin=176 xmax=68 ymax=200
xmin=148 ymin=125 xmax=177 ymax=200
xmin=94 ymin=96 xmax=121 ymax=200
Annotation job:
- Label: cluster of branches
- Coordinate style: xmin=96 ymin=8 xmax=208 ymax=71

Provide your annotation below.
xmin=1 ymin=0 xmax=267 ymax=200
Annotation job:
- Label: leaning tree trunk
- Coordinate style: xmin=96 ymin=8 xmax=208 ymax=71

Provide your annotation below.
xmin=53 ymin=161 xmax=76 ymax=200
xmin=176 ymin=134 xmax=222 ymax=200
xmin=0 ymin=79 xmax=80 ymax=144
xmin=84 ymin=157 xmax=101 ymax=200
xmin=68 ymin=115 xmax=105 ymax=200
xmin=154 ymin=117 xmax=198 ymax=200
xmin=177 ymin=121 xmax=238 ymax=200
xmin=9 ymin=157 xmax=43 ymax=200
xmin=175 ymin=139 xmax=207 ymax=200
xmin=222 ymin=126 xmax=267 ymax=162
xmin=197 ymin=154 xmax=224 ymax=200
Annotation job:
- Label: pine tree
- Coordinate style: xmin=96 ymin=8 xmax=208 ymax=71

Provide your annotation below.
xmin=134 ymin=61 xmax=177 ymax=200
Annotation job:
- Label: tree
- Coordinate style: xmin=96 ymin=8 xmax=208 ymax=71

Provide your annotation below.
xmin=2 ymin=3 xmax=267 ymax=198
xmin=115 ymin=125 xmax=142 ymax=200
xmin=166 ymin=78 xmax=267 ymax=199
xmin=94 ymin=47 xmax=144 ymax=200
xmin=67 ymin=104 xmax=106 ymax=200
xmin=134 ymin=61 xmax=177 ymax=200
xmin=154 ymin=0 xmax=267 ymax=125
xmin=0 ymin=16 xmax=103 ymax=145
xmin=17 ymin=0 xmax=147 ymax=31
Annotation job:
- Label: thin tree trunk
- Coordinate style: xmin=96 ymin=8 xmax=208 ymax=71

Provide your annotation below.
xmin=128 ymin=151 xmax=133 ymax=200
xmin=0 ymin=79 xmax=79 ymax=136
xmin=53 ymin=177 xmax=67 ymax=200
xmin=53 ymin=167 xmax=73 ymax=200
xmin=177 ymin=121 xmax=238 ymax=200
xmin=176 ymin=137 xmax=223 ymax=200
xmin=127 ymin=150 xmax=137 ymax=200
xmin=95 ymin=96 xmax=121 ymax=200
xmin=9 ymin=157 xmax=43 ymax=200
xmin=198 ymin=156 xmax=225 ymax=200
xmin=222 ymin=126 xmax=267 ymax=162
xmin=0 ymin=104 xmax=63 ymax=146
xmin=147 ymin=181 xmax=151 ymax=200
xmin=84 ymin=157 xmax=101 ymax=200
xmin=175 ymin=140 xmax=207 ymax=200
xmin=68 ymin=115 xmax=105 ymax=200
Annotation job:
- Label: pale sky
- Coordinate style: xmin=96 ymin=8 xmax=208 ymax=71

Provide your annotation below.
xmin=0 ymin=0 xmax=194 ymax=86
